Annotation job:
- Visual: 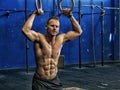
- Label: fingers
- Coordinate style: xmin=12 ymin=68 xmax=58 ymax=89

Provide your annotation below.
xmin=38 ymin=9 xmax=44 ymax=15
xmin=61 ymin=8 xmax=72 ymax=17
xmin=34 ymin=9 xmax=44 ymax=15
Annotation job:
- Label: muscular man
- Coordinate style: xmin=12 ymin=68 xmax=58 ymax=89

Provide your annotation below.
xmin=22 ymin=8 xmax=82 ymax=90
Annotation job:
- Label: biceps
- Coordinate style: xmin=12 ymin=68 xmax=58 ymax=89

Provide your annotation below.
xmin=23 ymin=30 xmax=39 ymax=42
xmin=64 ymin=31 xmax=80 ymax=42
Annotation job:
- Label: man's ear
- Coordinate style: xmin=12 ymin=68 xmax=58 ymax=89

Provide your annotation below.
xmin=45 ymin=25 xmax=47 ymax=30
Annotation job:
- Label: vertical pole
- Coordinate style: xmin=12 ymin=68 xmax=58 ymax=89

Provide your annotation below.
xmin=101 ymin=2 xmax=104 ymax=66
xmin=110 ymin=1 xmax=115 ymax=61
xmin=53 ymin=0 xmax=56 ymax=16
xmin=78 ymin=0 xmax=82 ymax=68
xmin=91 ymin=5 xmax=96 ymax=67
xmin=25 ymin=0 xmax=29 ymax=73
xmin=118 ymin=0 xmax=120 ymax=60
xmin=57 ymin=0 xmax=60 ymax=17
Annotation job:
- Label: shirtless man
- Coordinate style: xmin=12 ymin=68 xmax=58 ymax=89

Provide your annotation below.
xmin=22 ymin=8 xmax=82 ymax=90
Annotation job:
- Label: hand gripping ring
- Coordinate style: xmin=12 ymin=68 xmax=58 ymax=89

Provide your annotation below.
xmin=58 ymin=0 xmax=75 ymax=11
xmin=34 ymin=0 xmax=42 ymax=12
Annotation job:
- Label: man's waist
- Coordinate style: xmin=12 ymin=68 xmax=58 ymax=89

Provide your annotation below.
xmin=35 ymin=70 xmax=57 ymax=80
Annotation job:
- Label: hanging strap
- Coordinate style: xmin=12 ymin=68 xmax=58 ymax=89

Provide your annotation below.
xmin=34 ymin=0 xmax=42 ymax=13
xmin=58 ymin=0 xmax=75 ymax=11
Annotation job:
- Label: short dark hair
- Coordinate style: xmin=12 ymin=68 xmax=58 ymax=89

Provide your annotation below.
xmin=47 ymin=16 xmax=59 ymax=24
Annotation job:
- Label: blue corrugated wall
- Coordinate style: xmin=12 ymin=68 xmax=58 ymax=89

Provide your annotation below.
xmin=0 ymin=0 xmax=119 ymax=69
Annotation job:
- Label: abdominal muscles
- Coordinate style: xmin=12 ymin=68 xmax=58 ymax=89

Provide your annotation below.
xmin=36 ymin=58 xmax=58 ymax=80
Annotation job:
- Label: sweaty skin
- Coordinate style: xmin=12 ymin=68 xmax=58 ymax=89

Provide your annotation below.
xmin=22 ymin=8 xmax=82 ymax=80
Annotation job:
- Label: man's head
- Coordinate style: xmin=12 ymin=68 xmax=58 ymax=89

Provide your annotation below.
xmin=45 ymin=16 xmax=60 ymax=36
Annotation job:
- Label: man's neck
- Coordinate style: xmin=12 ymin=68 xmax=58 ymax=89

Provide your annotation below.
xmin=45 ymin=34 xmax=56 ymax=45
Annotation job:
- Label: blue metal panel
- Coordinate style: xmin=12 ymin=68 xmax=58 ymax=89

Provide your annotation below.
xmin=0 ymin=0 xmax=119 ymax=69
xmin=0 ymin=0 xmax=26 ymax=69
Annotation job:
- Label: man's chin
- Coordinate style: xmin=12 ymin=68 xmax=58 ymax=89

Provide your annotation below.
xmin=51 ymin=33 xmax=58 ymax=36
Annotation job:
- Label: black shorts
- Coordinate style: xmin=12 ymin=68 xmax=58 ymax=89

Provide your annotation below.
xmin=32 ymin=73 xmax=63 ymax=90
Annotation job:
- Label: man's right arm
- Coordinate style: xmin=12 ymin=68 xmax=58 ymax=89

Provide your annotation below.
xmin=22 ymin=9 xmax=43 ymax=42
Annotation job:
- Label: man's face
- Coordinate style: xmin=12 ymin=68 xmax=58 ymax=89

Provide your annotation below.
xmin=46 ymin=19 xmax=60 ymax=36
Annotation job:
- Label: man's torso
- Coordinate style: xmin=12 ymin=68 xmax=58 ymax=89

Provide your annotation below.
xmin=34 ymin=34 xmax=64 ymax=80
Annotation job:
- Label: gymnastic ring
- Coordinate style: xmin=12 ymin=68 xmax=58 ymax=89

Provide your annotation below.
xmin=34 ymin=0 xmax=42 ymax=13
xmin=58 ymin=0 xmax=75 ymax=11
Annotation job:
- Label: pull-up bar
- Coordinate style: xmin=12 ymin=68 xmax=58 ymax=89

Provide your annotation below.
xmin=81 ymin=5 xmax=120 ymax=10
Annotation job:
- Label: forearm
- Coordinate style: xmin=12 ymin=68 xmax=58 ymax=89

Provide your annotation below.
xmin=69 ymin=15 xmax=82 ymax=35
xmin=22 ymin=12 xmax=37 ymax=32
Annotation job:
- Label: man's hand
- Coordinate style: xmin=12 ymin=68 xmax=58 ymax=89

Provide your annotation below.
xmin=34 ymin=8 xmax=44 ymax=15
xmin=61 ymin=8 xmax=72 ymax=17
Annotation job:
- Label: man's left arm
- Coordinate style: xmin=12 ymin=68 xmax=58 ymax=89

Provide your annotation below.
xmin=62 ymin=9 xmax=82 ymax=42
